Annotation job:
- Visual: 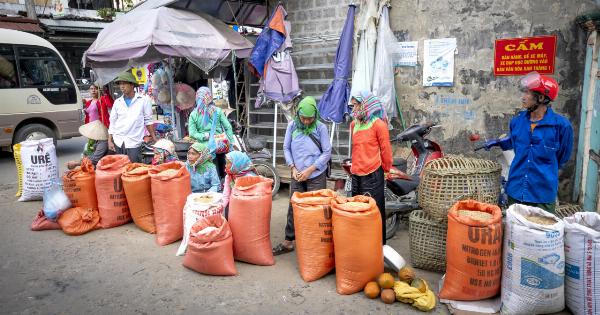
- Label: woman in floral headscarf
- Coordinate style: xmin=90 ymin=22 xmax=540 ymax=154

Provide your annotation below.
xmin=349 ymin=90 xmax=392 ymax=245
xmin=185 ymin=142 xmax=220 ymax=193
xmin=188 ymin=86 xmax=234 ymax=179
xmin=221 ymin=151 xmax=257 ymax=218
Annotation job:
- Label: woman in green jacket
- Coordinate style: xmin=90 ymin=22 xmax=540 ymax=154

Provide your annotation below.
xmin=188 ymin=86 xmax=234 ymax=180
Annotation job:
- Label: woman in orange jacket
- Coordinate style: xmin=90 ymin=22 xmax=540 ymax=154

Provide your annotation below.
xmin=349 ymin=91 xmax=393 ymax=244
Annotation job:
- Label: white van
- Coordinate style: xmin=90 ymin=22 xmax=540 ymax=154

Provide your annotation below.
xmin=0 ymin=28 xmax=82 ymax=149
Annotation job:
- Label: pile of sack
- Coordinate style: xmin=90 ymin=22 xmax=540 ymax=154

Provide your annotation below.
xmin=438 ymin=200 xmax=600 ymax=315
xmin=180 ymin=176 xmax=274 ymax=276
xmin=29 ymin=153 xmax=192 ymax=244
xmin=290 ymin=190 xmax=384 ymax=295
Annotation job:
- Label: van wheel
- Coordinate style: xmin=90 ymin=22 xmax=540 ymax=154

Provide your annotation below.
xmin=14 ymin=124 xmax=56 ymax=145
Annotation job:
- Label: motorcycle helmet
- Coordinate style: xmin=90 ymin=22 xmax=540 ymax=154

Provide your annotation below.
xmin=519 ymin=71 xmax=559 ymax=102
xmin=152 ymin=139 xmax=176 ymax=155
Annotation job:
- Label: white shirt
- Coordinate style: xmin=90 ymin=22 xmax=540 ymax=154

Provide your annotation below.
xmin=108 ymin=93 xmax=153 ymax=149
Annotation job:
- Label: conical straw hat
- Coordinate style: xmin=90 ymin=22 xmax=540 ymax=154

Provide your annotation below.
xmin=78 ymin=120 xmax=108 ymax=141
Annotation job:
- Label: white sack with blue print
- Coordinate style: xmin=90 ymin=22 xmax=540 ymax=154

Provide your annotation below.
xmin=563 ymin=212 xmax=600 ymax=315
xmin=501 ymin=204 xmax=564 ymax=315
xmin=13 ymin=138 xmax=59 ymax=202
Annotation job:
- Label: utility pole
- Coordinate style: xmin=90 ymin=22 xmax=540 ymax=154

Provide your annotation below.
xmin=24 ymin=0 xmax=38 ymax=20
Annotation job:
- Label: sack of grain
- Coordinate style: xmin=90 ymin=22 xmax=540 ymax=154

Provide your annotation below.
xmin=501 ymin=204 xmax=565 ymax=314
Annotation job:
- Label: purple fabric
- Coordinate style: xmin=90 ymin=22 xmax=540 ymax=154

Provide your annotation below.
xmin=318 ymin=5 xmax=355 ymax=123
xmin=248 ymin=5 xmax=287 ymax=77
xmin=264 ymin=52 xmax=300 ymax=103
xmin=84 ymin=7 xmax=253 ymax=77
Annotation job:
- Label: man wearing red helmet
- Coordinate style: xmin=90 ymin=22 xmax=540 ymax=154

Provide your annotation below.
xmin=495 ymin=72 xmax=574 ymax=213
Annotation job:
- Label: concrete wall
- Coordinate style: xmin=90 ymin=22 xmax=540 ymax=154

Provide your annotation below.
xmin=282 ymin=0 xmax=599 ymax=201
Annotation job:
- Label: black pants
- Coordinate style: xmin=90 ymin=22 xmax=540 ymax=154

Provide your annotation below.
xmin=213 ymin=153 xmax=226 ymax=180
xmin=115 ymin=142 xmax=141 ymax=163
xmin=351 ymin=167 xmax=386 ymax=245
xmin=284 ymin=171 xmax=327 ymax=241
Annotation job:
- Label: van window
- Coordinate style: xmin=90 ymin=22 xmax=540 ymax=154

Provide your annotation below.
xmin=16 ymin=45 xmax=77 ymax=104
xmin=0 ymin=44 xmax=18 ymax=89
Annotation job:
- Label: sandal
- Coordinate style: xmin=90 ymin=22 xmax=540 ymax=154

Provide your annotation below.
xmin=272 ymin=243 xmax=294 ymax=256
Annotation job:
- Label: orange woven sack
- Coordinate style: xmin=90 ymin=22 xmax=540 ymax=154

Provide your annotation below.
xmin=122 ymin=163 xmax=155 ymax=233
xmin=331 ymin=195 xmax=384 ymax=295
xmin=291 ymin=189 xmax=336 ymax=282
xmin=63 ymin=158 xmax=97 ymax=210
xmin=228 ymin=176 xmax=274 ymax=266
xmin=95 ymin=155 xmax=131 ymax=228
xmin=183 ymin=215 xmax=237 ymax=276
xmin=58 ymin=207 xmax=100 ymax=236
xmin=31 ymin=209 xmax=61 ymax=231
xmin=440 ymin=200 xmax=503 ymax=301
xmin=149 ymin=161 xmax=191 ymax=246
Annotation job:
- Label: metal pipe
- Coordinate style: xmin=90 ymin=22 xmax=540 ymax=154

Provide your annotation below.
xmin=272 ymin=102 xmax=278 ymax=167
xmin=580 ymin=32 xmax=599 ymax=205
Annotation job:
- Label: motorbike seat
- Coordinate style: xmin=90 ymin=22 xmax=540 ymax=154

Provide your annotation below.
xmin=246 ymin=137 xmax=265 ymax=151
xmin=392 ymin=158 xmax=407 ymax=172
xmin=386 ymin=176 xmax=420 ymax=196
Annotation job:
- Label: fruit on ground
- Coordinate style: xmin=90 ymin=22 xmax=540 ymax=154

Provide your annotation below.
xmin=381 ymin=289 xmax=396 ymax=304
xmin=411 ymin=278 xmax=427 ymax=293
xmin=364 ymin=281 xmax=380 ymax=299
xmin=377 ymin=272 xmax=395 ymax=289
xmin=398 ymin=266 xmax=415 ymax=283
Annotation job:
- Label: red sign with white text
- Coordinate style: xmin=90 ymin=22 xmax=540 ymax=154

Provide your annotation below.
xmin=494 ymin=35 xmax=557 ymax=76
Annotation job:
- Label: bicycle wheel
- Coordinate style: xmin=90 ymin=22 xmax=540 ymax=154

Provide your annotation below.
xmin=253 ymin=161 xmax=281 ymax=197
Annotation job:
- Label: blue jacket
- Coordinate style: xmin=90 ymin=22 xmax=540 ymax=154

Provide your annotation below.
xmin=186 ymin=163 xmax=221 ymax=193
xmin=499 ymin=108 xmax=573 ymax=203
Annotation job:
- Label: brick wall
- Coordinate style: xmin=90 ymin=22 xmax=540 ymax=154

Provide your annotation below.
xmin=278 ymin=0 xmax=599 ymax=200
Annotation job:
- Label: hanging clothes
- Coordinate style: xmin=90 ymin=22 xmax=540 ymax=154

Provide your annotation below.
xmin=372 ymin=5 xmax=398 ymax=119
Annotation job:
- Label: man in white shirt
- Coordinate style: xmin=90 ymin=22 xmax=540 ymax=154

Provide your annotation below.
xmin=107 ymin=71 xmax=156 ymax=162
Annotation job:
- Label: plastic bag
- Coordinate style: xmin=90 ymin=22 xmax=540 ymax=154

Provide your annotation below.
xmin=14 ymin=138 xmax=59 ymax=201
xmin=31 ymin=209 xmax=61 ymax=231
xmin=58 ymin=207 xmax=100 ymax=236
xmin=176 ymin=192 xmax=223 ymax=256
xmin=331 ymin=195 xmax=383 ymax=295
xmin=149 ymin=162 xmax=191 ymax=246
xmin=501 ymin=204 xmax=565 ymax=315
xmin=42 ymin=180 xmax=71 ymax=221
xmin=372 ymin=6 xmax=398 ymax=118
xmin=564 ymin=212 xmax=600 ymax=315
xmin=291 ymin=189 xmax=336 ymax=282
xmin=440 ymin=200 xmax=503 ymax=300
xmin=95 ymin=155 xmax=131 ymax=228
xmin=183 ymin=215 xmax=237 ymax=276
xmin=122 ymin=163 xmax=155 ymax=233
xmin=228 ymin=176 xmax=274 ymax=266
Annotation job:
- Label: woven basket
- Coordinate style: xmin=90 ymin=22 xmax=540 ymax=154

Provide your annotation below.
xmin=556 ymin=203 xmax=583 ymax=219
xmin=418 ymin=155 xmax=502 ymax=222
xmin=408 ymin=210 xmax=447 ymax=272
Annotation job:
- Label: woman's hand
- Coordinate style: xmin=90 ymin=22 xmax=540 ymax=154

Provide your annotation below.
xmin=297 ymin=165 xmax=316 ymax=182
xmin=292 ymin=166 xmax=300 ymax=181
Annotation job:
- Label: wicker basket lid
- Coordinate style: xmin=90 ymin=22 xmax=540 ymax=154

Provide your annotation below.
xmin=424 ymin=155 xmax=501 ymax=175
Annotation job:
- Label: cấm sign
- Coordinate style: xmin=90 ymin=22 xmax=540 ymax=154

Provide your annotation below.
xmin=494 ymin=35 xmax=557 ymax=76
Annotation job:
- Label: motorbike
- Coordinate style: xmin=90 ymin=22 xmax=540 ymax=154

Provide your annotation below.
xmin=227 ymin=115 xmax=281 ymax=196
xmin=342 ymin=123 xmax=443 ymax=240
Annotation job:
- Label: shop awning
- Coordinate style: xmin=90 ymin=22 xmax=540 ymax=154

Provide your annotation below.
xmin=131 ymin=0 xmax=268 ymax=27
xmin=0 ymin=17 xmax=44 ymax=33
xmin=39 ymin=18 xmax=107 ymax=34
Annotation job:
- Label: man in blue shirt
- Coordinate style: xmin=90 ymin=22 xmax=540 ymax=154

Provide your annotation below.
xmin=488 ymin=72 xmax=573 ymax=213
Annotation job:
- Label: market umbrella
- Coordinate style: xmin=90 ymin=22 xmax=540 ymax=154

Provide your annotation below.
xmin=317 ymin=4 xmax=355 ymax=123
xmin=83 ymin=6 xmax=254 ymax=86
xmin=349 ymin=0 xmax=378 ymax=98
xmin=372 ymin=5 xmax=398 ymax=118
